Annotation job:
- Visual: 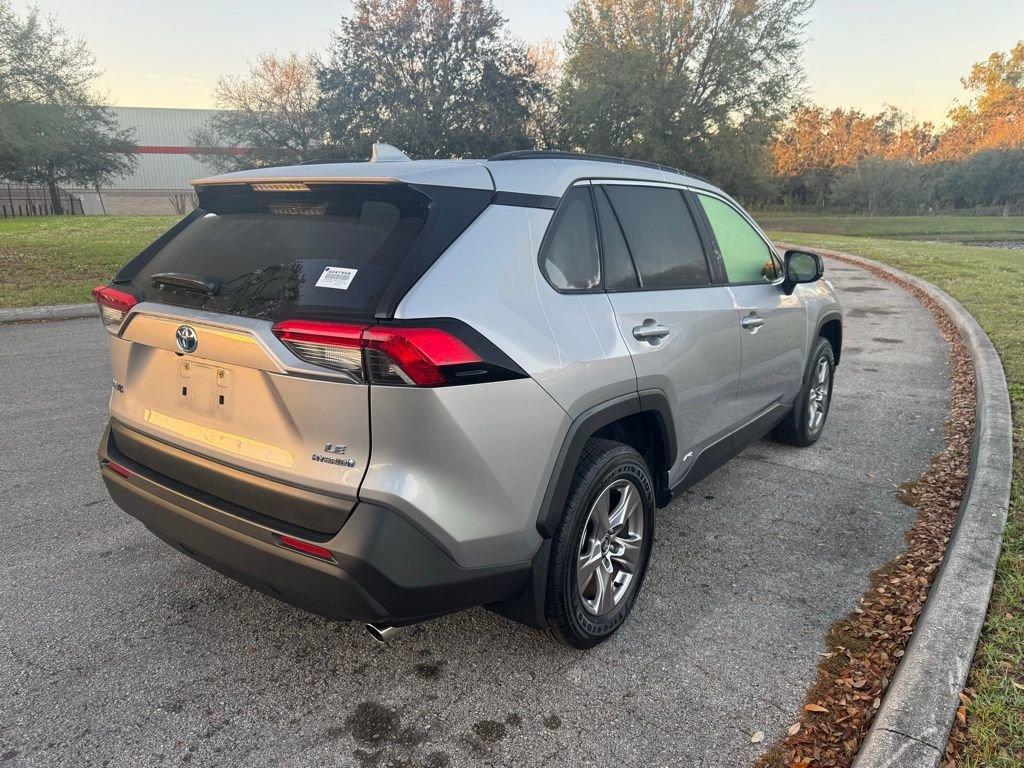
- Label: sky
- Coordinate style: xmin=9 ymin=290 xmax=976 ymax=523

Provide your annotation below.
xmin=26 ymin=0 xmax=1024 ymax=127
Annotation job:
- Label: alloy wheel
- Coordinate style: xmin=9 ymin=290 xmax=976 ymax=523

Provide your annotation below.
xmin=807 ymin=356 xmax=831 ymax=432
xmin=576 ymin=478 xmax=645 ymax=616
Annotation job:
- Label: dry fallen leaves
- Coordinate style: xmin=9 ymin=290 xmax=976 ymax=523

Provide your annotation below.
xmin=751 ymin=731 xmax=766 ymax=744
xmin=755 ymin=252 xmax=976 ymax=768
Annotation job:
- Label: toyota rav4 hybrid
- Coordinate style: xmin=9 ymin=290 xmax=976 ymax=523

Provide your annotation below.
xmin=94 ymin=147 xmax=842 ymax=648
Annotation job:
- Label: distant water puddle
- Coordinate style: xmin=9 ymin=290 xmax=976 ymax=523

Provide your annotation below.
xmin=960 ymin=240 xmax=1024 ymax=250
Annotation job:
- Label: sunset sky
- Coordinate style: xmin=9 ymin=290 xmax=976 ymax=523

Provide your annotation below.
xmin=29 ymin=0 xmax=1024 ymax=127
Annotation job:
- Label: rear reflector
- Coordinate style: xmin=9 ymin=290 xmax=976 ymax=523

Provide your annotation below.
xmin=278 ymin=534 xmax=335 ymax=562
xmin=101 ymin=459 xmax=132 ymax=479
xmin=92 ymin=285 xmax=138 ymax=333
xmin=272 ymin=320 xmax=482 ymax=387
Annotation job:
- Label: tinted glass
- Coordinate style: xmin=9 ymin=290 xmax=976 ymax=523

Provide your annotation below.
xmin=698 ymin=194 xmax=778 ymax=283
xmin=130 ymin=183 xmax=433 ymax=320
xmin=539 ymin=186 xmax=601 ymax=291
xmin=594 ymin=187 xmax=639 ymax=291
xmin=604 ymin=186 xmax=710 ymax=289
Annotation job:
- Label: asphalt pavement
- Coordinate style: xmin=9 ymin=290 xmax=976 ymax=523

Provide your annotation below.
xmin=0 ymin=258 xmax=950 ymax=768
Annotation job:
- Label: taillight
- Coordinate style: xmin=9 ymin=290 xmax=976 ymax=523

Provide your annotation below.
xmin=92 ymin=285 xmax=138 ymax=333
xmin=271 ymin=320 xmax=367 ymax=380
xmin=362 ymin=326 xmax=480 ymax=386
xmin=271 ymin=320 xmax=504 ymax=387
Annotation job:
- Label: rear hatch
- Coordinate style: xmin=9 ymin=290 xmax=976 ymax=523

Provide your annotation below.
xmin=102 ymin=180 xmax=492 ymax=534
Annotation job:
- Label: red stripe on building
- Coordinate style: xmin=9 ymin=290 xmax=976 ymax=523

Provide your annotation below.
xmin=135 ymin=145 xmax=248 ymax=156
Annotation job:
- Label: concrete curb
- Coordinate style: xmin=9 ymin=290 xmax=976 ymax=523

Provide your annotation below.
xmin=0 ymin=303 xmax=98 ymax=325
xmin=812 ymin=248 xmax=1013 ymax=768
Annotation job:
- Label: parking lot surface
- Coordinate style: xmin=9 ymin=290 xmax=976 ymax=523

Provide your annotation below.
xmin=1 ymin=258 xmax=950 ymax=768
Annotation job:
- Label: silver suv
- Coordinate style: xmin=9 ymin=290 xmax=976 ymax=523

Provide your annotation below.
xmin=95 ymin=148 xmax=842 ymax=647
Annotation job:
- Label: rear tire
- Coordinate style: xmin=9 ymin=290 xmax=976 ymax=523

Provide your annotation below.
xmin=771 ymin=337 xmax=835 ymax=447
xmin=544 ymin=439 xmax=655 ymax=648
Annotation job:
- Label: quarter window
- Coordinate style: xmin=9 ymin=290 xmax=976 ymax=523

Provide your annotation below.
xmin=603 ymin=185 xmax=710 ymax=289
xmin=697 ymin=195 xmax=779 ymax=283
xmin=539 ymin=186 xmax=601 ymax=291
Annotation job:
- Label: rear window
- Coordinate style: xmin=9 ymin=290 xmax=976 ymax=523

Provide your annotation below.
xmin=124 ymin=183 xmax=455 ymax=321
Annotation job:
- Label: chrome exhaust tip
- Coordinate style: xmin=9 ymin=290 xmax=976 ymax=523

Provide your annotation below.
xmin=366 ymin=622 xmax=404 ymax=643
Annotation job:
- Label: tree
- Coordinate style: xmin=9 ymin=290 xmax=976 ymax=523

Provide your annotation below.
xmin=770 ymin=106 xmax=934 ymax=204
xmin=830 ymin=158 xmax=936 ymax=215
xmin=936 ymin=42 xmax=1024 ymax=159
xmin=556 ymin=0 xmax=812 ymax=192
xmin=0 ymin=2 xmax=136 ymax=213
xmin=191 ymin=53 xmax=329 ymax=172
xmin=317 ymin=0 xmax=549 ymax=159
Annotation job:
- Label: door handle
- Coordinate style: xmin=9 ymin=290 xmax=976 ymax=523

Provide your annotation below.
xmin=632 ymin=320 xmax=670 ymax=343
xmin=741 ymin=313 xmax=766 ymax=331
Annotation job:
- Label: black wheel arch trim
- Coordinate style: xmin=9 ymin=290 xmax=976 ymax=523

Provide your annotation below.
xmin=815 ymin=310 xmax=844 ymax=366
xmin=493 ymin=390 xmax=675 ymax=628
xmin=536 ymin=389 xmax=677 ymax=539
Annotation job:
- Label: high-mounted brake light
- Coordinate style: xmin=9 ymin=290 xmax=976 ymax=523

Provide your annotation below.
xmin=92 ymin=285 xmax=138 ymax=333
xmin=271 ymin=320 xmax=484 ymax=387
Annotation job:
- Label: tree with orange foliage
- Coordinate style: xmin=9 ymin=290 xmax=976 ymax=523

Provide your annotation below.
xmin=936 ymin=42 xmax=1024 ymax=159
xmin=771 ymin=106 xmax=934 ymax=203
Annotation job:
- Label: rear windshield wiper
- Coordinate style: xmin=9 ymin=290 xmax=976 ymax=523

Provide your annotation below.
xmin=150 ymin=272 xmax=220 ymax=296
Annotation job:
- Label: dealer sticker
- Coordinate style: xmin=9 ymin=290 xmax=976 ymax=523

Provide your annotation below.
xmin=315 ymin=267 xmax=358 ymax=290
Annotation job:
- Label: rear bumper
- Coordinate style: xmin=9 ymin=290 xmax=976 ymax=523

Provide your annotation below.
xmin=98 ymin=424 xmax=530 ymax=623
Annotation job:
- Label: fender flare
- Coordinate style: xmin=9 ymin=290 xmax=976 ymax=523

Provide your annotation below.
xmin=815 ymin=310 xmax=844 ymax=366
xmin=492 ymin=389 xmax=676 ymax=628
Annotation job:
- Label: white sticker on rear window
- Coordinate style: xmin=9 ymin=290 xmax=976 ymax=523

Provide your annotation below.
xmin=315 ymin=267 xmax=358 ymax=290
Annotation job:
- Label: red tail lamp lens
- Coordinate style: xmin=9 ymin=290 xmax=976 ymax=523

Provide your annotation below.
xmin=278 ymin=534 xmax=335 ymax=562
xmin=271 ymin=321 xmax=481 ymax=387
xmin=92 ymin=285 xmax=138 ymax=332
xmin=363 ymin=326 xmax=480 ymax=387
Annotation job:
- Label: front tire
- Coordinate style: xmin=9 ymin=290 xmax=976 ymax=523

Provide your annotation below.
xmin=772 ymin=337 xmax=835 ymax=447
xmin=544 ymin=439 xmax=655 ymax=648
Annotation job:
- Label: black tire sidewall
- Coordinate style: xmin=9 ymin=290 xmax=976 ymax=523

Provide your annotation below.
xmin=800 ymin=338 xmax=835 ymax=443
xmin=549 ymin=444 xmax=655 ymax=646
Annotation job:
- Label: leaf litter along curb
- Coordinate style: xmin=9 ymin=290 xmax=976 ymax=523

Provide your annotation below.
xmin=757 ymin=251 xmax=977 ymax=768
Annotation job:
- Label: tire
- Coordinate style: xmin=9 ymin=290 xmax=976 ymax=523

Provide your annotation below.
xmin=544 ymin=438 xmax=655 ymax=648
xmin=771 ymin=336 xmax=835 ymax=447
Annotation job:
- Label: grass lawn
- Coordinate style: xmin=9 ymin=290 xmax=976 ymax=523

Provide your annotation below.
xmin=766 ymin=223 xmax=1024 ymax=767
xmin=0 ymin=215 xmax=178 ymax=308
xmin=755 ymin=213 xmax=1024 ymax=242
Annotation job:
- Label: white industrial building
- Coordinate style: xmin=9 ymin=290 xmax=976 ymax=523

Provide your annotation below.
xmin=71 ymin=106 xmax=245 ymax=214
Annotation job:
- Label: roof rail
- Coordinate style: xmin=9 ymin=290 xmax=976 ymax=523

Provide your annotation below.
xmin=488 ymin=150 xmax=710 ymax=184
xmin=296 ymin=157 xmax=367 ymax=166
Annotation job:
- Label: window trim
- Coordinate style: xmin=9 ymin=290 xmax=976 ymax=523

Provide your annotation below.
xmin=595 ymin=182 xmax=721 ymax=294
xmin=593 ymin=184 xmax=644 ymax=290
xmin=691 ymin=190 xmax=785 ymax=288
xmin=536 ymin=183 xmax=605 ymax=295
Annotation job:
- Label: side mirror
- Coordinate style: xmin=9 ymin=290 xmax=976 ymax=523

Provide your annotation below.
xmin=782 ymin=250 xmax=824 ymax=295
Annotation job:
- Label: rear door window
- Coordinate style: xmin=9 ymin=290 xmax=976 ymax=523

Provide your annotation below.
xmin=603 ymin=185 xmax=710 ymax=289
xmin=124 ymin=183 xmax=455 ymax=321
xmin=697 ymin=194 xmax=779 ymax=283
